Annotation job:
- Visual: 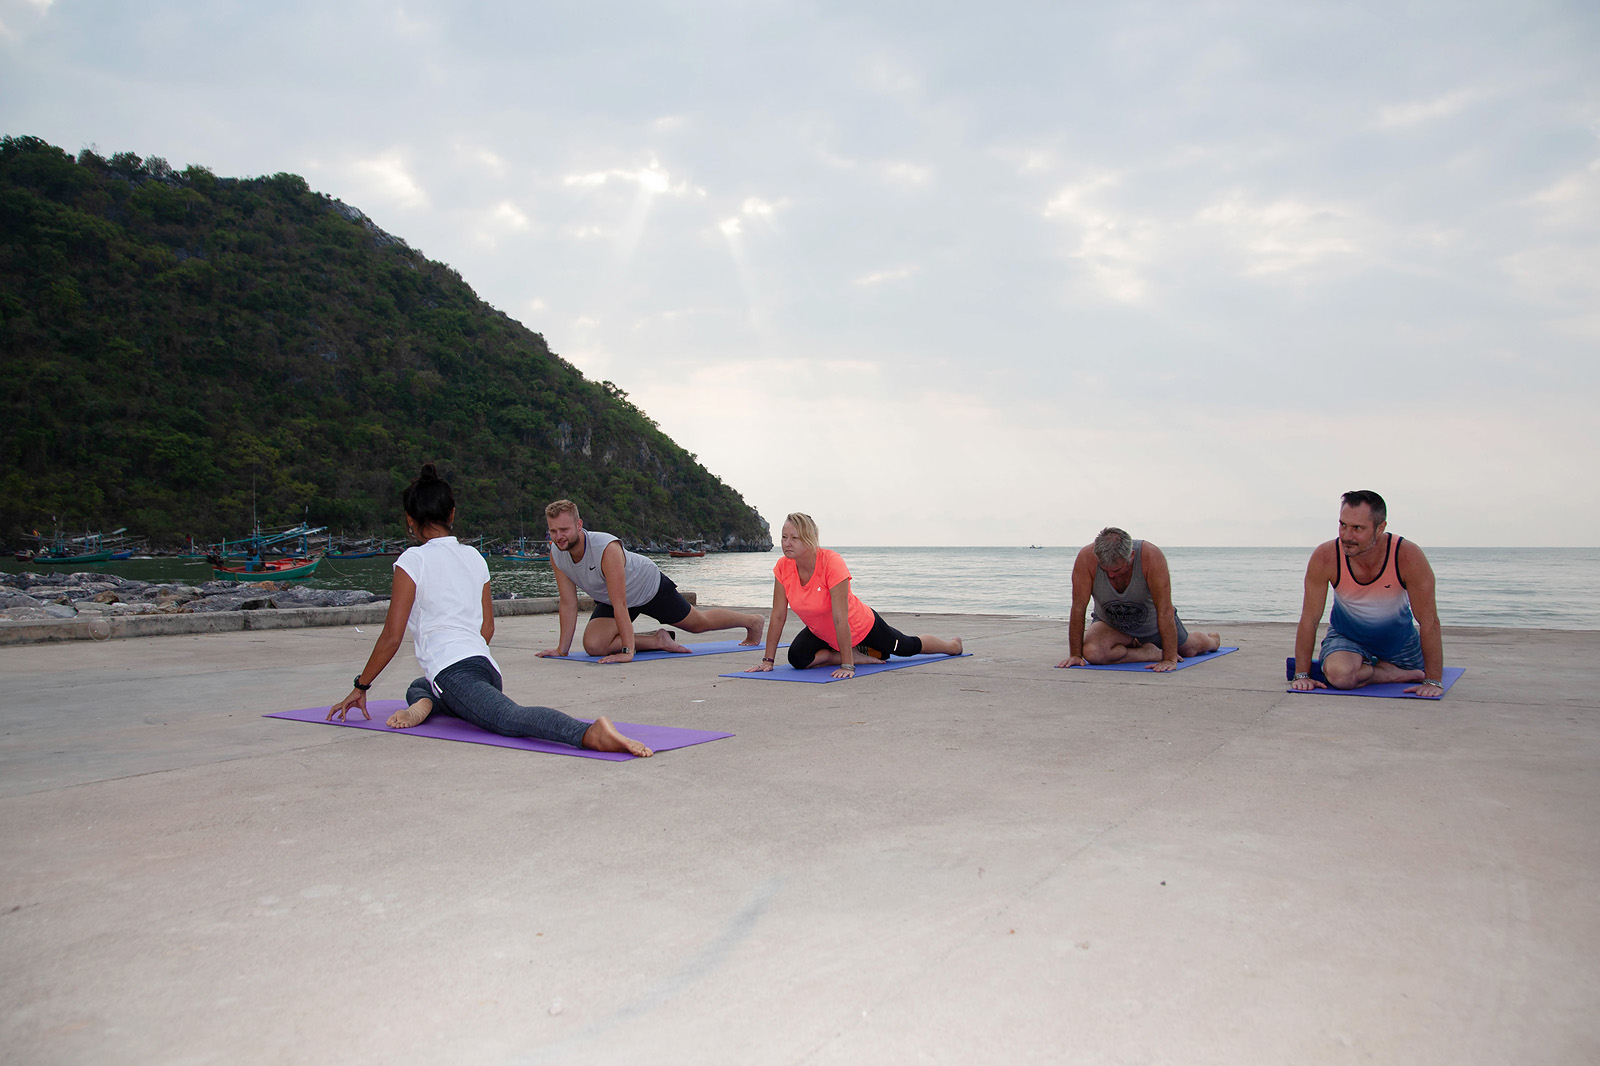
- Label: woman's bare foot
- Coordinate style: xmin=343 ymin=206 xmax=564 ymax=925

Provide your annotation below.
xmin=583 ymin=716 xmax=653 ymax=757
xmin=387 ymin=698 xmax=433 ymax=729
xmin=740 ymin=615 xmax=764 ymax=646
xmin=948 ymin=637 xmax=963 ymax=656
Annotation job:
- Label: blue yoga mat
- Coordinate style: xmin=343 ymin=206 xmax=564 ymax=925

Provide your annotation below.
xmin=720 ymin=652 xmax=971 ymax=684
xmin=549 ymin=639 xmax=779 ymax=663
xmin=1063 ymin=646 xmax=1238 ymax=672
xmin=1284 ymin=657 xmax=1466 ymax=699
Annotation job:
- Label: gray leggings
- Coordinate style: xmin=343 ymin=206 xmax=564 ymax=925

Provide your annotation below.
xmin=407 ymin=656 xmax=589 ymax=749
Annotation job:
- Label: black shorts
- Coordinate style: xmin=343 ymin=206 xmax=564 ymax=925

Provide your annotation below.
xmin=590 ymin=572 xmax=693 ymax=627
xmin=786 ymin=609 xmax=922 ymax=669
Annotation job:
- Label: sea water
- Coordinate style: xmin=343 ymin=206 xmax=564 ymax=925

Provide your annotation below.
xmin=7 ymin=547 xmax=1598 ymax=630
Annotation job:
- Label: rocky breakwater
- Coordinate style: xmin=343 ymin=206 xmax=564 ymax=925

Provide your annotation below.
xmin=0 ymin=571 xmax=381 ymax=623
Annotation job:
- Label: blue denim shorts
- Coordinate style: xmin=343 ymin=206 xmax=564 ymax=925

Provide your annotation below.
xmin=1320 ymin=625 xmax=1425 ymax=670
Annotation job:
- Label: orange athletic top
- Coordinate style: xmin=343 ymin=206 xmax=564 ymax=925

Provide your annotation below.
xmin=774 ymin=548 xmax=875 ymax=650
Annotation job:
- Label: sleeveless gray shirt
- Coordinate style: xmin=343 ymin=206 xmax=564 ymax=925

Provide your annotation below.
xmin=1091 ymin=540 xmax=1159 ymax=637
xmin=550 ymin=530 xmax=662 ymax=607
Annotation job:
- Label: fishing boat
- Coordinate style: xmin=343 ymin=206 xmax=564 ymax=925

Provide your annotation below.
xmin=668 ymin=549 xmax=706 ymax=558
xmin=23 ymin=525 xmax=126 ymax=565
xmin=502 ymin=536 xmax=550 ymax=563
xmin=208 ymin=555 xmax=323 ymax=581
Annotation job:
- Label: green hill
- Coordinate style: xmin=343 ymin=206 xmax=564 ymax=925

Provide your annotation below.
xmin=0 ymin=135 xmax=770 ymax=551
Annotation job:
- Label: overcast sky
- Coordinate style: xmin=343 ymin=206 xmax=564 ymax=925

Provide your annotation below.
xmin=4 ymin=0 xmax=1597 ymax=545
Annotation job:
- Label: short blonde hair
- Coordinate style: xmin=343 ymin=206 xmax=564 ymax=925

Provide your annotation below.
xmin=784 ymin=512 xmax=820 ymax=550
xmin=545 ymin=499 xmax=580 ymax=521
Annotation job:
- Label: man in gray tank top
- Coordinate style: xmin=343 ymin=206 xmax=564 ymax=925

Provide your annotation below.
xmin=1056 ymin=527 xmax=1222 ymax=672
xmin=536 ymin=499 xmax=764 ymax=664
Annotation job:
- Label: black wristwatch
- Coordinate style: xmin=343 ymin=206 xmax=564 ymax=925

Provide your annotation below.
xmin=352 ymin=676 xmax=372 ymax=691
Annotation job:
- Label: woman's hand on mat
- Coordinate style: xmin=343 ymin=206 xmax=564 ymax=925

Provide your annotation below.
xmin=535 ymin=647 xmax=567 ymax=658
xmin=1147 ymin=658 xmax=1182 ymax=672
xmin=327 ymin=690 xmax=370 ymax=721
xmin=744 ymin=660 xmax=774 ymax=673
xmin=1056 ymin=655 xmax=1089 ymax=669
xmin=831 ymin=664 xmax=856 ymax=680
xmin=599 ymin=648 xmax=635 ymax=665
xmin=1290 ymin=676 xmax=1326 ymax=691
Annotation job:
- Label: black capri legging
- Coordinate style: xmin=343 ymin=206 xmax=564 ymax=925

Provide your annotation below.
xmin=787 ymin=609 xmax=922 ymax=669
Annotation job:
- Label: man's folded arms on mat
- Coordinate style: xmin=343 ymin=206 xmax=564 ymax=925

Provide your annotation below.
xmin=325 ymin=464 xmax=652 ymax=756
xmin=1055 ymin=526 xmax=1222 ymax=672
xmin=1290 ymin=490 xmax=1445 ymax=699
xmin=534 ymin=498 xmax=764 ymax=664
xmin=746 ymin=512 xmax=962 ymax=680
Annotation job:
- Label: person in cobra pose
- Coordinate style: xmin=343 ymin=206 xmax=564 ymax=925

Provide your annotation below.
xmin=327 ymin=465 xmax=652 ymax=757
xmin=746 ymin=512 xmax=962 ymax=679
xmin=1290 ymin=490 xmax=1445 ymax=697
xmin=1056 ymin=526 xmax=1222 ymax=672
xmin=537 ymin=499 xmax=763 ymax=664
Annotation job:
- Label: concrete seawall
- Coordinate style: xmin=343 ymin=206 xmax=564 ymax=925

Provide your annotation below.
xmin=2 ymin=613 xmax=1597 ymax=1064
xmin=0 ymin=592 xmax=696 ymax=646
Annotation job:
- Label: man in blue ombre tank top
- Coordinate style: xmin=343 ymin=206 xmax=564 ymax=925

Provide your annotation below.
xmin=1291 ymin=491 xmax=1447 ymax=697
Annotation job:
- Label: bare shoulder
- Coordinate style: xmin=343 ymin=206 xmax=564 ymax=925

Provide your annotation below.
xmin=1396 ymin=536 xmax=1434 ymax=572
xmin=1140 ymin=540 xmax=1170 ymax=569
xmin=1306 ymin=539 xmax=1339 ymax=577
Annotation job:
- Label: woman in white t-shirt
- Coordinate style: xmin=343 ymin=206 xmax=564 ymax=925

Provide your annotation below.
xmin=328 ymin=465 xmax=651 ymax=757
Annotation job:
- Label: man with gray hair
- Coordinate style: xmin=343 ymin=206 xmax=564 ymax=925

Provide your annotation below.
xmin=1056 ymin=527 xmax=1221 ymax=671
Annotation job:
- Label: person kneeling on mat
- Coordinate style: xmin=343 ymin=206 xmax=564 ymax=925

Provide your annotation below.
xmin=746 ymin=512 xmax=962 ymax=680
xmin=327 ymin=464 xmax=652 ymax=757
xmin=537 ymin=499 xmax=765 ymax=664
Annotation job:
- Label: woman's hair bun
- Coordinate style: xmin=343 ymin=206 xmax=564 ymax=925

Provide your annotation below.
xmin=418 ymin=463 xmax=439 ymax=481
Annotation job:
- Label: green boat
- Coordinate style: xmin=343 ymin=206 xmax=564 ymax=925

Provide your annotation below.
xmin=34 ymin=549 xmax=115 ymax=565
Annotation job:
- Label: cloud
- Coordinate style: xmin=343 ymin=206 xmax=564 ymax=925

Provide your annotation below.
xmin=472 ymin=200 xmax=530 ymax=247
xmin=1043 ymin=175 xmax=1155 ymax=302
xmin=876 ymin=161 xmax=932 ymax=186
xmin=1194 ymin=195 xmax=1363 ymax=277
xmin=563 ymin=160 xmax=702 ymax=197
xmin=1374 ymin=88 xmax=1486 ymax=129
xmin=854 ymin=266 xmax=918 ymax=287
xmin=345 ymin=152 xmax=428 ymax=210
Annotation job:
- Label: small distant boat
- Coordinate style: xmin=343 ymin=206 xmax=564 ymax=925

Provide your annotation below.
xmin=208 ymin=555 xmax=323 ymax=581
xmin=668 ymin=549 xmax=706 ymax=558
xmin=502 ymin=536 xmax=550 ymax=562
xmin=34 ymin=549 xmax=115 ymax=565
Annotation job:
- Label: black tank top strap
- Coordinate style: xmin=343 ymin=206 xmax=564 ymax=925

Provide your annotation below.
xmin=1393 ymin=535 xmax=1407 ymax=589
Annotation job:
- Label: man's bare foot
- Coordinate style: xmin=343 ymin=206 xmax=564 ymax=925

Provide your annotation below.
xmin=1370 ymin=661 xmax=1425 ymax=685
xmin=387 ymin=698 xmax=433 ymax=729
xmin=740 ymin=615 xmax=764 ymax=646
xmin=652 ymin=629 xmax=691 ymax=654
xmin=583 ymin=716 xmax=653 ymax=757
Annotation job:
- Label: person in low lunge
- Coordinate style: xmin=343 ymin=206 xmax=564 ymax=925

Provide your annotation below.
xmin=746 ymin=512 xmax=962 ymax=680
xmin=327 ymin=464 xmax=651 ymax=757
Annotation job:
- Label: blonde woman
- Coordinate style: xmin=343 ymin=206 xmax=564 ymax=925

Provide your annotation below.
xmin=747 ymin=513 xmax=962 ymax=680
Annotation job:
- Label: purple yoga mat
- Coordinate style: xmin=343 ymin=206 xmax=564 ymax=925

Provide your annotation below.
xmin=719 ymin=652 xmax=971 ymax=684
xmin=549 ymin=638 xmax=781 ymax=664
xmin=1062 ymin=647 xmax=1238 ymax=672
xmin=265 ymin=701 xmax=732 ymax=760
xmin=1284 ymin=664 xmax=1466 ymax=700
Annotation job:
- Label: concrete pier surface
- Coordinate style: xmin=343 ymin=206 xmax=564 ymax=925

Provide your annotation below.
xmin=2 ymin=613 xmax=1597 ymax=1065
